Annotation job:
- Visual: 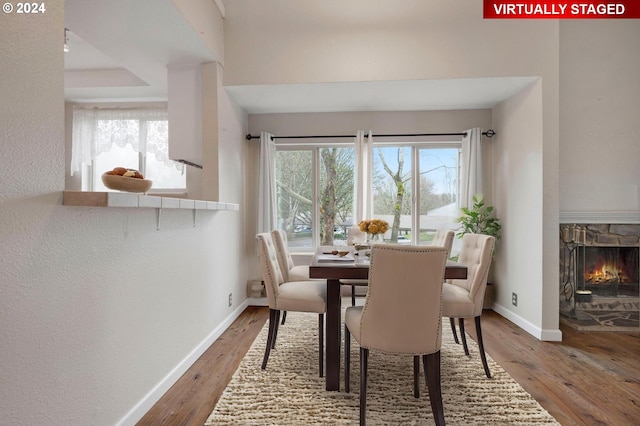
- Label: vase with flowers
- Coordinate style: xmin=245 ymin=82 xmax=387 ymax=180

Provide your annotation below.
xmin=358 ymin=219 xmax=389 ymax=244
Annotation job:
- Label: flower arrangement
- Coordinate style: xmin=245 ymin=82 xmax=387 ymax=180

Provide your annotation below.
xmin=358 ymin=219 xmax=389 ymax=235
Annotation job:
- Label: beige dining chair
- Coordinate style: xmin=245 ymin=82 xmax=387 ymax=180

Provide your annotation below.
xmin=431 ymin=229 xmax=456 ymax=342
xmin=256 ymin=233 xmax=327 ymax=376
xmin=431 ymin=229 xmax=455 ymax=259
xmin=271 ymin=229 xmax=311 ymax=282
xmin=442 ymin=233 xmax=495 ymax=378
xmin=344 ymin=244 xmax=448 ymax=426
xmin=271 ymin=229 xmax=320 ymax=325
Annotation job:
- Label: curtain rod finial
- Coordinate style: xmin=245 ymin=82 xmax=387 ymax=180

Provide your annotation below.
xmin=484 ymin=129 xmax=496 ymax=138
xmin=245 ymin=133 xmax=253 ymax=140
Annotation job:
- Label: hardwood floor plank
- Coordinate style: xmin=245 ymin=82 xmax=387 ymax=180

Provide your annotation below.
xmin=462 ymin=311 xmax=640 ymax=426
xmin=138 ymin=307 xmax=640 ymax=426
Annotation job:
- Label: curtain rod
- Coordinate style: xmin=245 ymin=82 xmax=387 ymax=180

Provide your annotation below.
xmin=245 ymin=129 xmax=495 ymax=141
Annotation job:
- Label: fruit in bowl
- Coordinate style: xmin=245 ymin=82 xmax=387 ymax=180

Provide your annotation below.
xmin=101 ymin=167 xmax=152 ymax=193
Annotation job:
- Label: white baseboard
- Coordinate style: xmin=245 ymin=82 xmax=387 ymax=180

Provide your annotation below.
xmin=247 ymin=297 xmax=268 ymax=306
xmin=116 ymin=299 xmax=251 ymax=426
xmin=491 ymin=303 xmax=562 ymax=342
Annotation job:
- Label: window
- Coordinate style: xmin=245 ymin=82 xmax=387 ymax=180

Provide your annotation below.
xmin=275 ymin=140 xmax=459 ymax=251
xmin=275 ymin=149 xmax=313 ymax=248
xmin=371 ymin=144 xmax=459 ymax=245
xmin=275 ymin=146 xmax=355 ymax=250
xmin=71 ymin=108 xmax=185 ymax=192
xmin=319 ymin=147 xmax=355 ymax=246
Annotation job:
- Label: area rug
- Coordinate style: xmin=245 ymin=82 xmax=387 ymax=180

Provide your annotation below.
xmin=205 ymin=310 xmax=559 ymax=425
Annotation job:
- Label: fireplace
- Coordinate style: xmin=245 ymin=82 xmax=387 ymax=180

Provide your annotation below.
xmin=559 ymin=223 xmax=640 ymax=330
xmin=578 ymin=246 xmax=639 ymax=297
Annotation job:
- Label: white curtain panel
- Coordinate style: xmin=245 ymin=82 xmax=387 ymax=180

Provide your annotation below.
xmin=459 ymin=127 xmax=484 ymax=209
xmin=70 ymin=108 xmax=179 ymax=176
xmin=354 ymin=130 xmax=373 ymax=222
xmin=258 ymin=132 xmax=277 ymax=233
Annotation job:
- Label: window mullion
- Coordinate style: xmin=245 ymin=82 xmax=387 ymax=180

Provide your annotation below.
xmin=412 ymin=146 xmax=420 ymax=244
xmin=312 ymin=148 xmax=319 ymax=248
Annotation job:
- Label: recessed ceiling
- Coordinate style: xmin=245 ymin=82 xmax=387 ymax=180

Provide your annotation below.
xmin=64 ymin=0 xmax=217 ymax=103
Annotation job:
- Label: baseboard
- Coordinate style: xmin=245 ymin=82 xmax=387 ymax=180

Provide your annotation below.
xmin=116 ymin=299 xmax=251 ymax=426
xmin=247 ymin=297 xmax=268 ymax=306
xmin=491 ymin=303 xmax=563 ymax=342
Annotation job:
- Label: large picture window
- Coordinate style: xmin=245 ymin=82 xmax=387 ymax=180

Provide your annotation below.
xmin=275 ymin=140 xmax=460 ymax=251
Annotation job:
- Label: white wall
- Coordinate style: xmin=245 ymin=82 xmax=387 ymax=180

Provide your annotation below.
xmin=559 ymin=21 xmax=640 ymax=213
xmin=492 ymin=80 xmax=562 ymax=338
xmin=224 ymin=1 xmax=558 ymax=86
xmin=1 ymin=6 xmax=248 ymax=426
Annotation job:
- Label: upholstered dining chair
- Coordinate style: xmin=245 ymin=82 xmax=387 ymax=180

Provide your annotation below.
xmin=431 ymin=229 xmax=455 ymax=259
xmin=271 ymin=229 xmax=311 ymax=282
xmin=256 ymin=233 xmax=327 ymax=377
xmin=344 ymin=244 xmax=448 ymax=426
xmin=271 ymin=229 xmax=317 ymax=325
xmin=442 ymin=233 xmax=495 ymax=378
xmin=431 ymin=229 xmax=456 ymax=343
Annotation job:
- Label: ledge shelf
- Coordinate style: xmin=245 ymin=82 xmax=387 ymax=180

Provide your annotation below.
xmin=62 ymin=191 xmax=239 ymax=211
xmin=63 ymin=191 xmax=238 ymax=229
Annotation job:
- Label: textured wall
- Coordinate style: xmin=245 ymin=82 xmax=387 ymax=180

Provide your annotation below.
xmin=224 ymin=0 xmax=558 ymax=86
xmin=0 ymin=7 xmax=248 ymax=426
xmin=559 ymin=21 xmax=640 ymax=212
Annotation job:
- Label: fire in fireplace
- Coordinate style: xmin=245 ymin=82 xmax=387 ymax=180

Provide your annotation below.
xmin=578 ymin=246 xmax=639 ymax=297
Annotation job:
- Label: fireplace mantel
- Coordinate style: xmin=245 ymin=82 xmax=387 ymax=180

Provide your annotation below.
xmin=560 ymin=211 xmax=640 ymax=224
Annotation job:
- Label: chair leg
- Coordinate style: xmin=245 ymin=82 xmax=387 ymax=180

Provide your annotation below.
xmin=281 ymin=311 xmax=287 ymax=325
xmin=449 ymin=317 xmax=460 ymax=344
xmin=360 ymin=347 xmax=369 ymax=426
xmin=271 ymin=310 xmax=281 ymax=349
xmin=458 ymin=318 xmax=470 ymax=355
xmin=261 ymin=309 xmax=278 ymax=370
xmin=345 ymin=324 xmax=351 ymax=393
xmin=319 ymin=313 xmax=324 ymax=377
xmin=413 ymin=356 xmax=420 ymax=398
xmin=423 ymin=352 xmax=446 ymax=426
xmin=351 ymin=285 xmax=356 ymax=306
xmin=475 ymin=316 xmax=491 ymax=378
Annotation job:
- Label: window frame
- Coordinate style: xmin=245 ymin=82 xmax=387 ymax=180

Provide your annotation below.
xmin=274 ymin=139 xmax=461 ymax=251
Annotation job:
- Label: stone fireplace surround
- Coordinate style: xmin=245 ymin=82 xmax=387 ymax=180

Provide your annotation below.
xmin=559 ymin=221 xmax=640 ymax=331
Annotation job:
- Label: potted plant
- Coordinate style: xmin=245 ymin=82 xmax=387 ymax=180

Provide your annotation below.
xmin=456 ymin=193 xmax=501 ymax=309
xmin=456 ymin=193 xmax=501 ymax=240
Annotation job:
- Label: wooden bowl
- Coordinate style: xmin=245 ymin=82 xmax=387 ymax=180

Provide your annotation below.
xmin=101 ymin=173 xmax=152 ymax=193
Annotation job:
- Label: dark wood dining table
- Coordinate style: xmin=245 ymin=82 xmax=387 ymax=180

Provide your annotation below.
xmin=309 ymin=255 xmax=467 ymax=391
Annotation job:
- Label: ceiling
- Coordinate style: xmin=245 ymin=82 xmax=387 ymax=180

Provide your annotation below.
xmin=64 ymin=1 xmax=536 ymax=113
xmin=224 ymin=77 xmax=537 ymax=114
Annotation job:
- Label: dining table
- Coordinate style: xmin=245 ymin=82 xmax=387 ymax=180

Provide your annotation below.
xmin=309 ymin=249 xmax=468 ymax=391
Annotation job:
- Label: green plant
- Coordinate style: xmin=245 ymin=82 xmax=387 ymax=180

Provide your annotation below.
xmin=456 ymin=193 xmax=501 ymax=240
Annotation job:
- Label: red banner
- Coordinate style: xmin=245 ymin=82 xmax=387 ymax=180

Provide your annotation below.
xmin=484 ymin=1 xmax=640 ymax=19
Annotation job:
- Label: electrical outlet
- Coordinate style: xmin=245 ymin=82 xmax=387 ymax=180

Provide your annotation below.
xmin=228 ymin=293 xmax=232 ymax=307
xmin=512 ymin=292 xmax=518 ymax=307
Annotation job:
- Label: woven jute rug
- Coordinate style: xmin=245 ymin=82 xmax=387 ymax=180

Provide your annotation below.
xmin=205 ymin=310 xmax=559 ymax=425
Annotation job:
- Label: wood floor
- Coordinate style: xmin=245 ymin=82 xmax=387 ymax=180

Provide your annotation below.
xmin=137 ymin=307 xmax=640 ymax=426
